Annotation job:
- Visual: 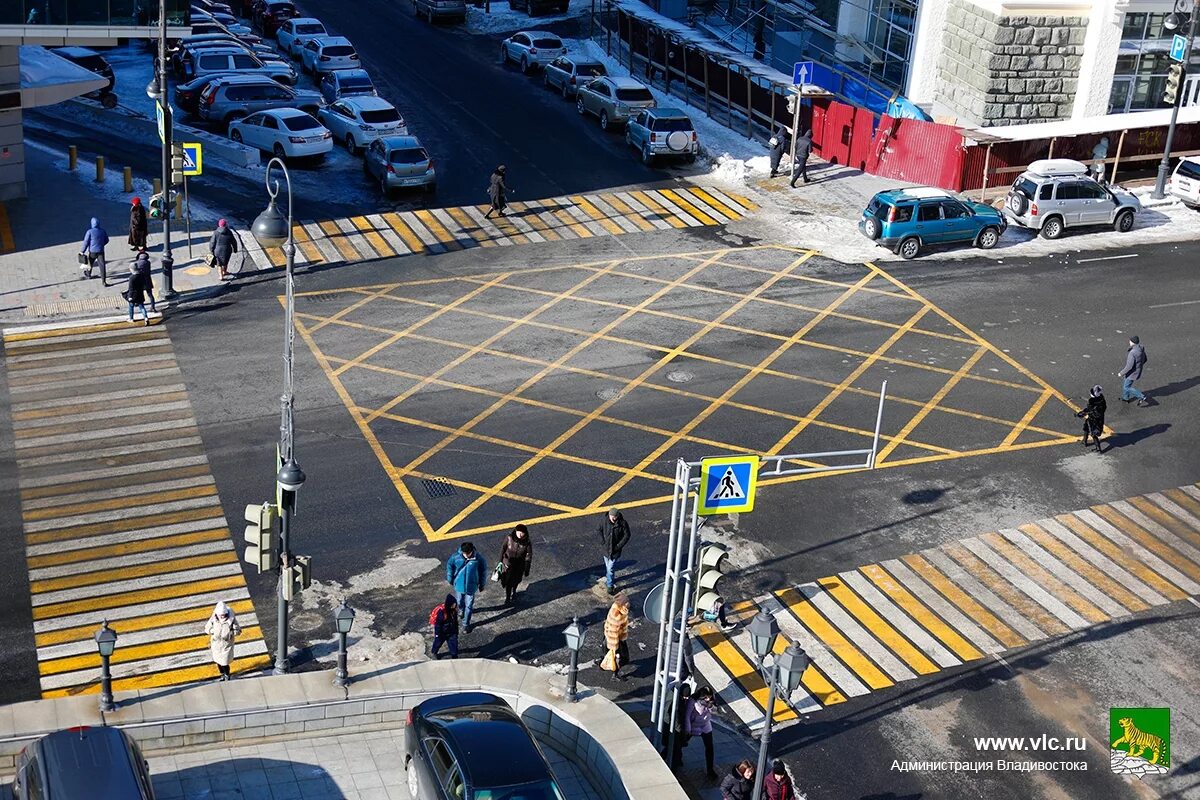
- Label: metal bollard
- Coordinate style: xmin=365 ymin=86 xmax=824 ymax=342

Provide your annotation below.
xmin=68 ymin=145 xmax=77 ymax=171
xmin=95 ymin=156 xmax=105 ymax=183
xmin=174 ymin=192 xmax=183 ymax=219
xmin=123 ymin=166 xmax=133 ymax=193
xmin=152 ymin=177 xmax=162 ymax=196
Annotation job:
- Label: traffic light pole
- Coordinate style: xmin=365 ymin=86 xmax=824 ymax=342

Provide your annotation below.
xmin=156 ymin=0 xmax=175 ymax=297
xmin=274 ymin=161 xmax=298 ymax=676
xmin=275 ymin=486 xmax=294 ymax=674
xmin=1153 ymin=3 xmax=1198 ymax=199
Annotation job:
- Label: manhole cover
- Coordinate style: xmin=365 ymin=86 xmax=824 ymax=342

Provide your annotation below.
xmin=624 ymin=263 xmax=643 ymax=272
xmin=666 ymin=370 xmax=694 ymax=383
xmin=290 ymin=612 xmax=324 ymax=633
xmin=422 ymin=478 xmax=457 ymax=498
xmin=596 ymin=387 xmax=623 ymax=401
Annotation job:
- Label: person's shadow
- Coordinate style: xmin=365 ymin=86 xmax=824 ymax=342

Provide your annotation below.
xmin=1105 ymin=423 xmax=1171 ymax=450
xmin=1150 ymin=375 xmax=1200 ymax=398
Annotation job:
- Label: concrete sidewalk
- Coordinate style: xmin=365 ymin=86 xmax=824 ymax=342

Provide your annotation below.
xmin=0 ymin=143 xmax=237 ymax=323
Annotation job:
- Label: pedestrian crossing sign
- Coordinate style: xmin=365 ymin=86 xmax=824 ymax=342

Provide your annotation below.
xmin=181 ymin=142 xmax=202 ymax=176
xmin=697 ymin=455 xmax=759 ymax=515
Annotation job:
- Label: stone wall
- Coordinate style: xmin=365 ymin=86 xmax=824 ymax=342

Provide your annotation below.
xmin=935 ymin=0 xmax=1087 ymax=126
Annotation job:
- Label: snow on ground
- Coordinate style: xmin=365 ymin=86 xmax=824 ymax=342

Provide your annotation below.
xmin=466 ymin=0 xmax=592 ymax=36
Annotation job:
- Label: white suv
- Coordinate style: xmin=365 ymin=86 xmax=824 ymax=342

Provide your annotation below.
xmin=1168 ymin=156 xmax=1200 ymax=208
xmin=1004 ymin=159 xmax=1141 ymax=239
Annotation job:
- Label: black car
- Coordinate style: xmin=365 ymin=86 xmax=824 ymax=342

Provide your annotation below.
xmin=51 ymin=47 xmax=117 ymax=108
xmin=253 ymin=0 xmax=297 ymax=36
xmin=405 ymin=693 xmax=565 ymax=800
xmin=14 ymin=726 xmax=155 ymax=800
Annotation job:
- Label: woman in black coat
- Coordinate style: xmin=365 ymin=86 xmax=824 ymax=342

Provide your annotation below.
xmin=208 ymin=219 xmax=238 ymax=280
xmin=128 ymin=197 xmax=148 ymax=250
xmin=1077 ymin=384 xmax=1106 ymax=452
xmin=498 ymin=523 xmax=533 ymax=605
xmin=124 ymin=255 xmax=156 ymax=325
xmin=720 ymin=760 xmax=754 ymax=800
xmin=485 ymin=165 xmax=509 ymax=219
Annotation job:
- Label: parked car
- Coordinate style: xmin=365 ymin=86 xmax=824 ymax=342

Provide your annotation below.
xmin=500 ymin=31 xmax=567 ymax=73
xmin=509 ymin=0 xmax=568 ymax=16
xmin=193 ymin=0 xmax=236 ymax=15
xmin=859 ymin=187 xmax=1006 ymax=259
xmin=542 ymin=55 xmax=606 ymax=98
xmin=625 ymin=106 xmax=698 ymax=164
xmin=189 ymin=46 xmax=297 ymax=85
xmin=300 ymin=36 xmax=360 ymax=76
xmin=13 ymin=726 xmax=154 ymax=800
xmin=253 ymin=0 xmax=297 ymax=36
xmin=576 ymin=76 xmax=655 ymax=131
xmin=319 ymin=97 xmax=406 ymax=153
xmin=229 ymin=108 xmax=333 ymax=159
xmin=319 ymin=68 xmax=376 ymax=103
xmin=404 ymin=693 xmax=565 ymax=800
xmin=199 ymin=74 xmax=321 ymax=126
xmin=193 ymin=9 xmax=242 ymax=28
xmin=190 ymin=14 xmax=255 ymax=36
xmin=51 ymin=47 xmax=117 ymax=108
xmin=174 ymin=36 xmax=275 ymax=76
xmin=276 ymin=17 xmax=328 ymax=57
xmin=414 ymin=0 xmax=467 ymax=23
xmin=1004 ymin=159 xmax=1141 ymax=239
xmin=364 ymin=134 xmax=436 ymax=196
xmin=1169 ymin=155 xmax=1200 ymax=208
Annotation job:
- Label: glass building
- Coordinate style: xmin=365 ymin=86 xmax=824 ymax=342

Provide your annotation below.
xmin=1110 ymin=11 xmax=1200 ymax=113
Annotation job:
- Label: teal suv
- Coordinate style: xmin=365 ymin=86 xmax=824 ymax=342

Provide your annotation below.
xmin=859 ymin=187 xmax=1006 ymax=259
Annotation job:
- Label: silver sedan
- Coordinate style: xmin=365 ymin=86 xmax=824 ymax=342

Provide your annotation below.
xmin=318 ymin=96 xmax=407 ymax=154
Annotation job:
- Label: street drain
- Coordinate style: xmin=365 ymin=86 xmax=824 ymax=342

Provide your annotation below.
xmin=666 ymin=370 xmax=694 ymax=383
xmin=422 ymin=478 xmax=457 ymax=498
xmin=290 ymin=612 xmax=324 ymax=633
xmin=596 ymin=387 xmax=623 ymax=401
xmin=306 ymin=293 xmax=342 ymax=303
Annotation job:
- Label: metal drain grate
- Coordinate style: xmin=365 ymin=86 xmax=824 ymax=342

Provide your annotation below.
xmin=305 ymin=293 xmax=343 ymax=303
xmin=422 ymin=478 xmax=457 ymax=498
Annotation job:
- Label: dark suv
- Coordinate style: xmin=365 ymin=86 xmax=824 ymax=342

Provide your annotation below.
xmin=404 ymin=693 xmax=565 ymax=799
xmin=253 ymin=0 xmax=297 ymax=36
xmin=14 ymin=726 xmax=155 ymax=800
xmin=51 ymin=47 xmax=117 ymax=108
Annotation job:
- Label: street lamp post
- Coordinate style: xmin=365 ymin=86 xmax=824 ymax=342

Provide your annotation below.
xmin=145 ymin=0 xmax=175 ymax=296
xmin=333 ymin=602 xmax=356 ymax=687
xmin=94 ymin=620 xmax=118 ymax=712
xmin=253 ymin=158 xmax=302 ymax=675
xmin=1154 ymin=0 xmax=1199 ymax=199
xmin=746 ymin=612 xmax=809 ymax=800
xmin=563 ymin=617 xmax=587 ymax=702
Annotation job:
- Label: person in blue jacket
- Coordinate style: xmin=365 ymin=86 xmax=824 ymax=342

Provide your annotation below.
xmin=80 ymin=217 xmax=110 ymax=285
xmin=446 ymin=542 xmax=487 ymax=633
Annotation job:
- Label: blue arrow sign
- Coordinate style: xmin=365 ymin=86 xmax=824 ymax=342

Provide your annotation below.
xmin=793 ymin=61 xmax=814 ymax=86
xmin=1171 ymin=34 xmax=1188 ymax=63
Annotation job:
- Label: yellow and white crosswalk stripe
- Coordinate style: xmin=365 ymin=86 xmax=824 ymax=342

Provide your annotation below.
xmin=247 ymin=186 xmax=757 ymax=270
xmin=696 ymin=483 xmax=1200 ymax=731
xmin=1 ymin=323 xmax=270 ymax=698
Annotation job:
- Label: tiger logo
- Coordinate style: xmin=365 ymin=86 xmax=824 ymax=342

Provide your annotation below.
xmin=1112 ymin=717 xmax=1167 ymax=765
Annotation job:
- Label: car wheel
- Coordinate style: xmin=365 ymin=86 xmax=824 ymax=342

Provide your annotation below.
xmin=345 ymin=134 xmax=357 ymax=155
xmin=976 ymin=226 xmax=999 ymax=249
xmin=863 ymin=216 xmax=880 ymax=240
xmin=599 ymin=110 xmax=610 ymax=130
xmin=521 ymin=56 xmax=530 ymax=74
xmin=641 ymin=144 xmax=654 ymax=165
xmin=100 ymin=93 xmax=118 ymax=109
xmin=1006 ymin=192 xmax=1029 ymax=215
xmin=231 ymin=130 xmax=243 ymax=143
xmin=898 ymin=236 xmax=920 ymax=260
xmin=1114 ymin=209 xmax=1135 ymax=233
xmin=406 ymin=758 xmax=419 ymax=799
xmin=1040 ymin=215 xmax=1064 ymax=239
xmin=273 ymin=143 xmax=286 ymax=159
xmin=576 ymin=96 xmax=586 ymax=115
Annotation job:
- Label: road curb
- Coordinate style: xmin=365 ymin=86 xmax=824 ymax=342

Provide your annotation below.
xmin=2 ymin=311 xmax=166 ymax=339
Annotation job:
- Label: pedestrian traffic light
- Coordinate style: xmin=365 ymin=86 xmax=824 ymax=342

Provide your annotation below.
xmin=170 ymin=142 xmax=185 ymax=186
xmin=243 ymin=502 xmax=278 ymax=573
xmin=1164 ymin=63 xmax=1185 ymax=105
xmin=281 ymin=555 xmax=312 ymax=601
xmin=694 ymin=543 xmax=730 ymax=615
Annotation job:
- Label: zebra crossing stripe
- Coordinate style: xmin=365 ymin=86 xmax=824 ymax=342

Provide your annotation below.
xmin=776 ymin=586 xmax=893 ymax=691
xmin=1073 ymin=509 xmax=1200 ymax=595
xmin=916 ymin=549 xmax=1046 ymax=642
xmin=836 ymin=570 xmax=961 ymax=668
xmin=871 ymin=560 xmax=1002 ymax=656
xmin=991 ymin=529 xmax=1129 ymax=619
xmin=303 ymin=221 xmax=343 ymax=264
xmin=958 ymin=537 xmax=1091 ymax=630
xmin=756 ymin=592 xmax=863 ymax=700
xmin=365 ymin=213 xmax=412 ymax=255
xmin=1107 ymin=501 xmax=1200 ymax=574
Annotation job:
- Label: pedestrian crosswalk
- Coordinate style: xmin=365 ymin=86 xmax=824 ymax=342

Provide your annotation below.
xmin=2 ymin=320 xmax=271 ymax=698
xmin=694 ymin=483 xmax=1200 ymax=731
xmin=242 ymin=186 xmax=756 ymax=270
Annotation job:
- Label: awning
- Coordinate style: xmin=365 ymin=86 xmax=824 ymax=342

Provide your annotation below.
xmin=18 ymin=45 xmax=107 ymax=108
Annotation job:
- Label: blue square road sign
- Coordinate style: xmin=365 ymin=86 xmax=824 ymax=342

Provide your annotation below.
xmin=793 ymin=61 xmax=814 ymax=86
xmin=697 ymin=455 xmax=759 ymax=515
xmin=1171 ymin=34 xmax=1188 ymax=63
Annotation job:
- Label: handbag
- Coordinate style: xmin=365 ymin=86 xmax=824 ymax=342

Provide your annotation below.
xmin=77 ymin=252 xmax=89 ymax=266
xmin=204 ymin=252 xmax=217 ymax=267
xmin=492 ymin=563 xmax=505 ymax=583
xmin=120 ymin=289 xmax=129 ymax=301
xmin=600 ymin=648 xmax=617 ymax=672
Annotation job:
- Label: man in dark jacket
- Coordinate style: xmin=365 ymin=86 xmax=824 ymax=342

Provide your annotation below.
xmin=431 ymin=594 xmax=459 ymax=659
xmin=80 ymin=217 xmax=110 ymax=284
xmin=1118 ymin=335 xmax=1149 ymax=406
xmin=128 ymin=198 xmax=148 ymax=251
xmin=599 ymin=508 xmax=631 ymax=595
xmin=485 ymin=165 xmax=509 ymax=219
xmin=124 ymin=253 xmax=156 ymax=325
xmin=1076 ymin=384 xmax=1106 ymax=452
xmin=209 ymin=219 xmax=239 ymax=280
xmin=768 ymin=127 xmax=788 ymax=177
xmin=789 ymin=129 xmax=814 ymax=187
xmin=720 ymin=760 xmax=754 ymax=800
xmin=446 ymin=542 xmax=487 ymax=632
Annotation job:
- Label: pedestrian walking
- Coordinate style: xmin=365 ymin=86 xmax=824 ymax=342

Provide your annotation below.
xmin=1091 ymin=136 xmax=1110 ymax=184
xmin=123 ymin=252 xmax=156 ymax=325
xmin=1117 ymin=335 xmax=1149 ymax=407
xmin=128 ymin=197 xmax=148 ymax=251
xmin=685 ymin=686 xmax=718 ymax=779
xmin=763 ymin=760 xmax=795 ymax=800
xmin=768 ymin=127 xmax=788 ymax=178
xmin=720 ymin=760 xmax=754 ymax=800
xmin=598 ymin=507 xmax=631 ymax=595
xmin=430 ymin=594 xmax=460 ymax=659
xmin=204 ymin=601 xmax=240 ymax=681
xmin=498 ymin=523 xmax=533 ymax=606
xmin=1076 ymin=384 xmax=1106 ymax=452
xmin=789 ymin=129 xmax=814 ymax=187
xmin=445 ymin=542 xmax=487 ymax=633
xmin=665 ymin=682 xmax=692 ymax=771
xmin=80 ymin=217 xmax=110 ymax=285
xmin=208 ymin=219 xmax=239 ymax=280
xmin=601 ymin=592 xmax=631 ymax=681
xmin=484 ymin=165 xmax=510 ymax=218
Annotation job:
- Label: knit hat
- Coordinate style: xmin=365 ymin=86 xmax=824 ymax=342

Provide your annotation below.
xmin=772 ymin=760 xmax=786 ymax=776
xmin=1091 ymin=385 xmax=1103 ymax=397
xmin=131 ymin=197 xmax=141 ymax=205
xmin=218 ymin=218 xmax=227 ymax=228
xmin=1129 ymin=335 xmax=1139 ymax=344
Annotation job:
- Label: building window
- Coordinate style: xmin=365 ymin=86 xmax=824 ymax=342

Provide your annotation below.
xmin=864 ymin=0 xmax=918 ymax=92
xmin=1111 ymin=10 xmax=1193 ymax=113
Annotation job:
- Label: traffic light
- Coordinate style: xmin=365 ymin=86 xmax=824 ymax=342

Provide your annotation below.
xmin=170 ymin=142 xmax=185 ymax=186
xmin=243 ymin=502 xmax=278 ymax=573
xmin=1164 ymin=63 xmax=1185 ymax=105
xmin=282 ymin=556 xmax=312 ymax=601
xmin=149 ymin=192 xmax=165 ymax=219
xmin=694 ymin=543 xmax=730 ymax=615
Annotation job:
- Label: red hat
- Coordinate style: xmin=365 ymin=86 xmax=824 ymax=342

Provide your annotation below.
xmin=131 ymin=197 xmax=141 ymax=205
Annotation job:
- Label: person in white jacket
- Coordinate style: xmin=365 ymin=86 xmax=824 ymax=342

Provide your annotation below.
xmin=204 ymin=601 xmax=241 ymax=681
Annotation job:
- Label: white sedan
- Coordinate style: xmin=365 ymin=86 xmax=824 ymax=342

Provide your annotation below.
xmin=276 ymin=17 xmax=328 ymax=58
xmin=500 ymin=31 xmax=567 ymax=73
xmin=229 ymin=108 xmax=333 ymax=160
xmin=318 ymin=96 xmax=407 ymax=154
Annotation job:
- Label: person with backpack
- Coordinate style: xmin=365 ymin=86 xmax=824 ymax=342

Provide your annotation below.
xmin=1117 ymin=335 xmax=1149 ymax=407
xmin=1076 ymin=384 xmax=1106 ymax=453
xmin=446 ymin=542 xmax=487 ymax=633
xmin=430 ymin=594 xmax=460 ymax=659
xmin=80 ymin=217 xmax=110 ymax=285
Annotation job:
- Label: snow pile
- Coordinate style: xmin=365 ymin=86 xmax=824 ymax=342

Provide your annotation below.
xmin=466 ymin=0 xmax=590 ymax=35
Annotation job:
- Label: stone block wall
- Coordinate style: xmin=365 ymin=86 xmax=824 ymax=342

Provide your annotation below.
xmin=935 ymin=0 xmax=1087 ymax=126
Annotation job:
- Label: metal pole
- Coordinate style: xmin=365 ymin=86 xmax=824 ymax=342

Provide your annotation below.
xmin=567 ymin=646 xmax=580 ymax=702
xmin=589 ymin=0 xmax=594 ymax=40
xmin=788 ymin=88 xmax=801 ymax=168
xmin=276 ymin=488 xmax=293 ymax=674
xmin=184 ymin=174 xmax=192 ymax=260
xmin=158 ymin=0 xmax=175 ymax=297
xmin=334 ymin=631 xmax=349 ymax=686
xmin=979 ymin=143 xmax=993 ymax=203
xmin=652 ymin=459 xmax=687 ymax=740
xmin=869 ymin=380 xmax=887 ymax=468
xmin=750 ymin=661 xmax=780 ymax=800
xmin=1153 ymin=4 xmax=1197 ymax=198
xmin=664 ymin=487 xmax=703 ymax=763
xmin=98 ymin=654 xmax=114 ymax=712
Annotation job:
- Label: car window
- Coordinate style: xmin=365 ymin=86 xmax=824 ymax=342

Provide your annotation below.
xmin=225 ymin=86 xmax=249 ymax=101
xmin=330 ymin=102 xmax=350 ymax=117
xmin=370 ymin=140 xmax=383 ymax=155
xmin=474 ymin=781 xmax=567 ymax=800
xmin=550 ymin=57 xmax=566 ymax=68
xmin=264 ymin=85 xmax=292 ymax=99
xmin=426 ymin=738 xmax=456 ymax=783
xmin=306 ymin=40 xmax=319 ymax=51
xmin=533 ymin=37 xmax=563 ymax=48
xmin=22 ymin=760 xmax=45 ymax=800
xmin=281 ymin=114 xmax=320 ymax=131
xmin=917 ymin=203 xmax=941 ymax=221
xmin=261 ymin=116 xmax=278 ymax=129
xmin=324 ymin=45 xmax=355 ymax=57
xmin=342 ymin=76 xmax=372 ymax=90
xmin=362 ymin=108 xmax=401 ymax=123
xmin=651 ymin=117 xmax=692 ymax=131
xmin=198 ymin=55 xmax=225 ymax=69
xmin=1055 ymin=183 xmax=1080 ymax=200
xmin=1013 ymin=177 xmax=1037 ymax=198
xmin=616 ymin=87 xmax=653 ymax=102
xmin=445 ymin=766 xmax=466 ymax=799
xmin=892 ymin=204 xmax=913 ymax=222
xmin=941 ymin=200 xmax=968 ymax=218
xmin=1176 ymin=160 xmax=1200 ymax=180
xmin=1079 ymin=182 xmax=1109 ymax=199
xmin=595 ymin=83 xmax=611 ymax=97
xmin=243 ymin=113 xmax=262 ymax=125
xmin=577 ymin=62 xmax=606 ymax=77
xmin=391 ymin=147 xmax=429 ymax=163
xmin=234 ymin=54 xmax=259 ymax=68
xmin=513 ymin=34 xmax=529 ymax=45
xmin=297 ymin=23 xmax=324 ymax=33
xmin=1038 ymin=183 xmax=1054 ymax=200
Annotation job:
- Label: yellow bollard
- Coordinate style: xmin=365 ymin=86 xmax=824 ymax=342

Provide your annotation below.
xmin=123 ymin=166 xmax=133 ymax=193
xmin=95 ymin=156 xmax=105 ymax=183
xmin=174 ymin=191 xmax=183 ymax=219
xmin=153 ymin=177 xmax=162 ymax=196
xmin=68 ymin=145 xmax=77 ymax=171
